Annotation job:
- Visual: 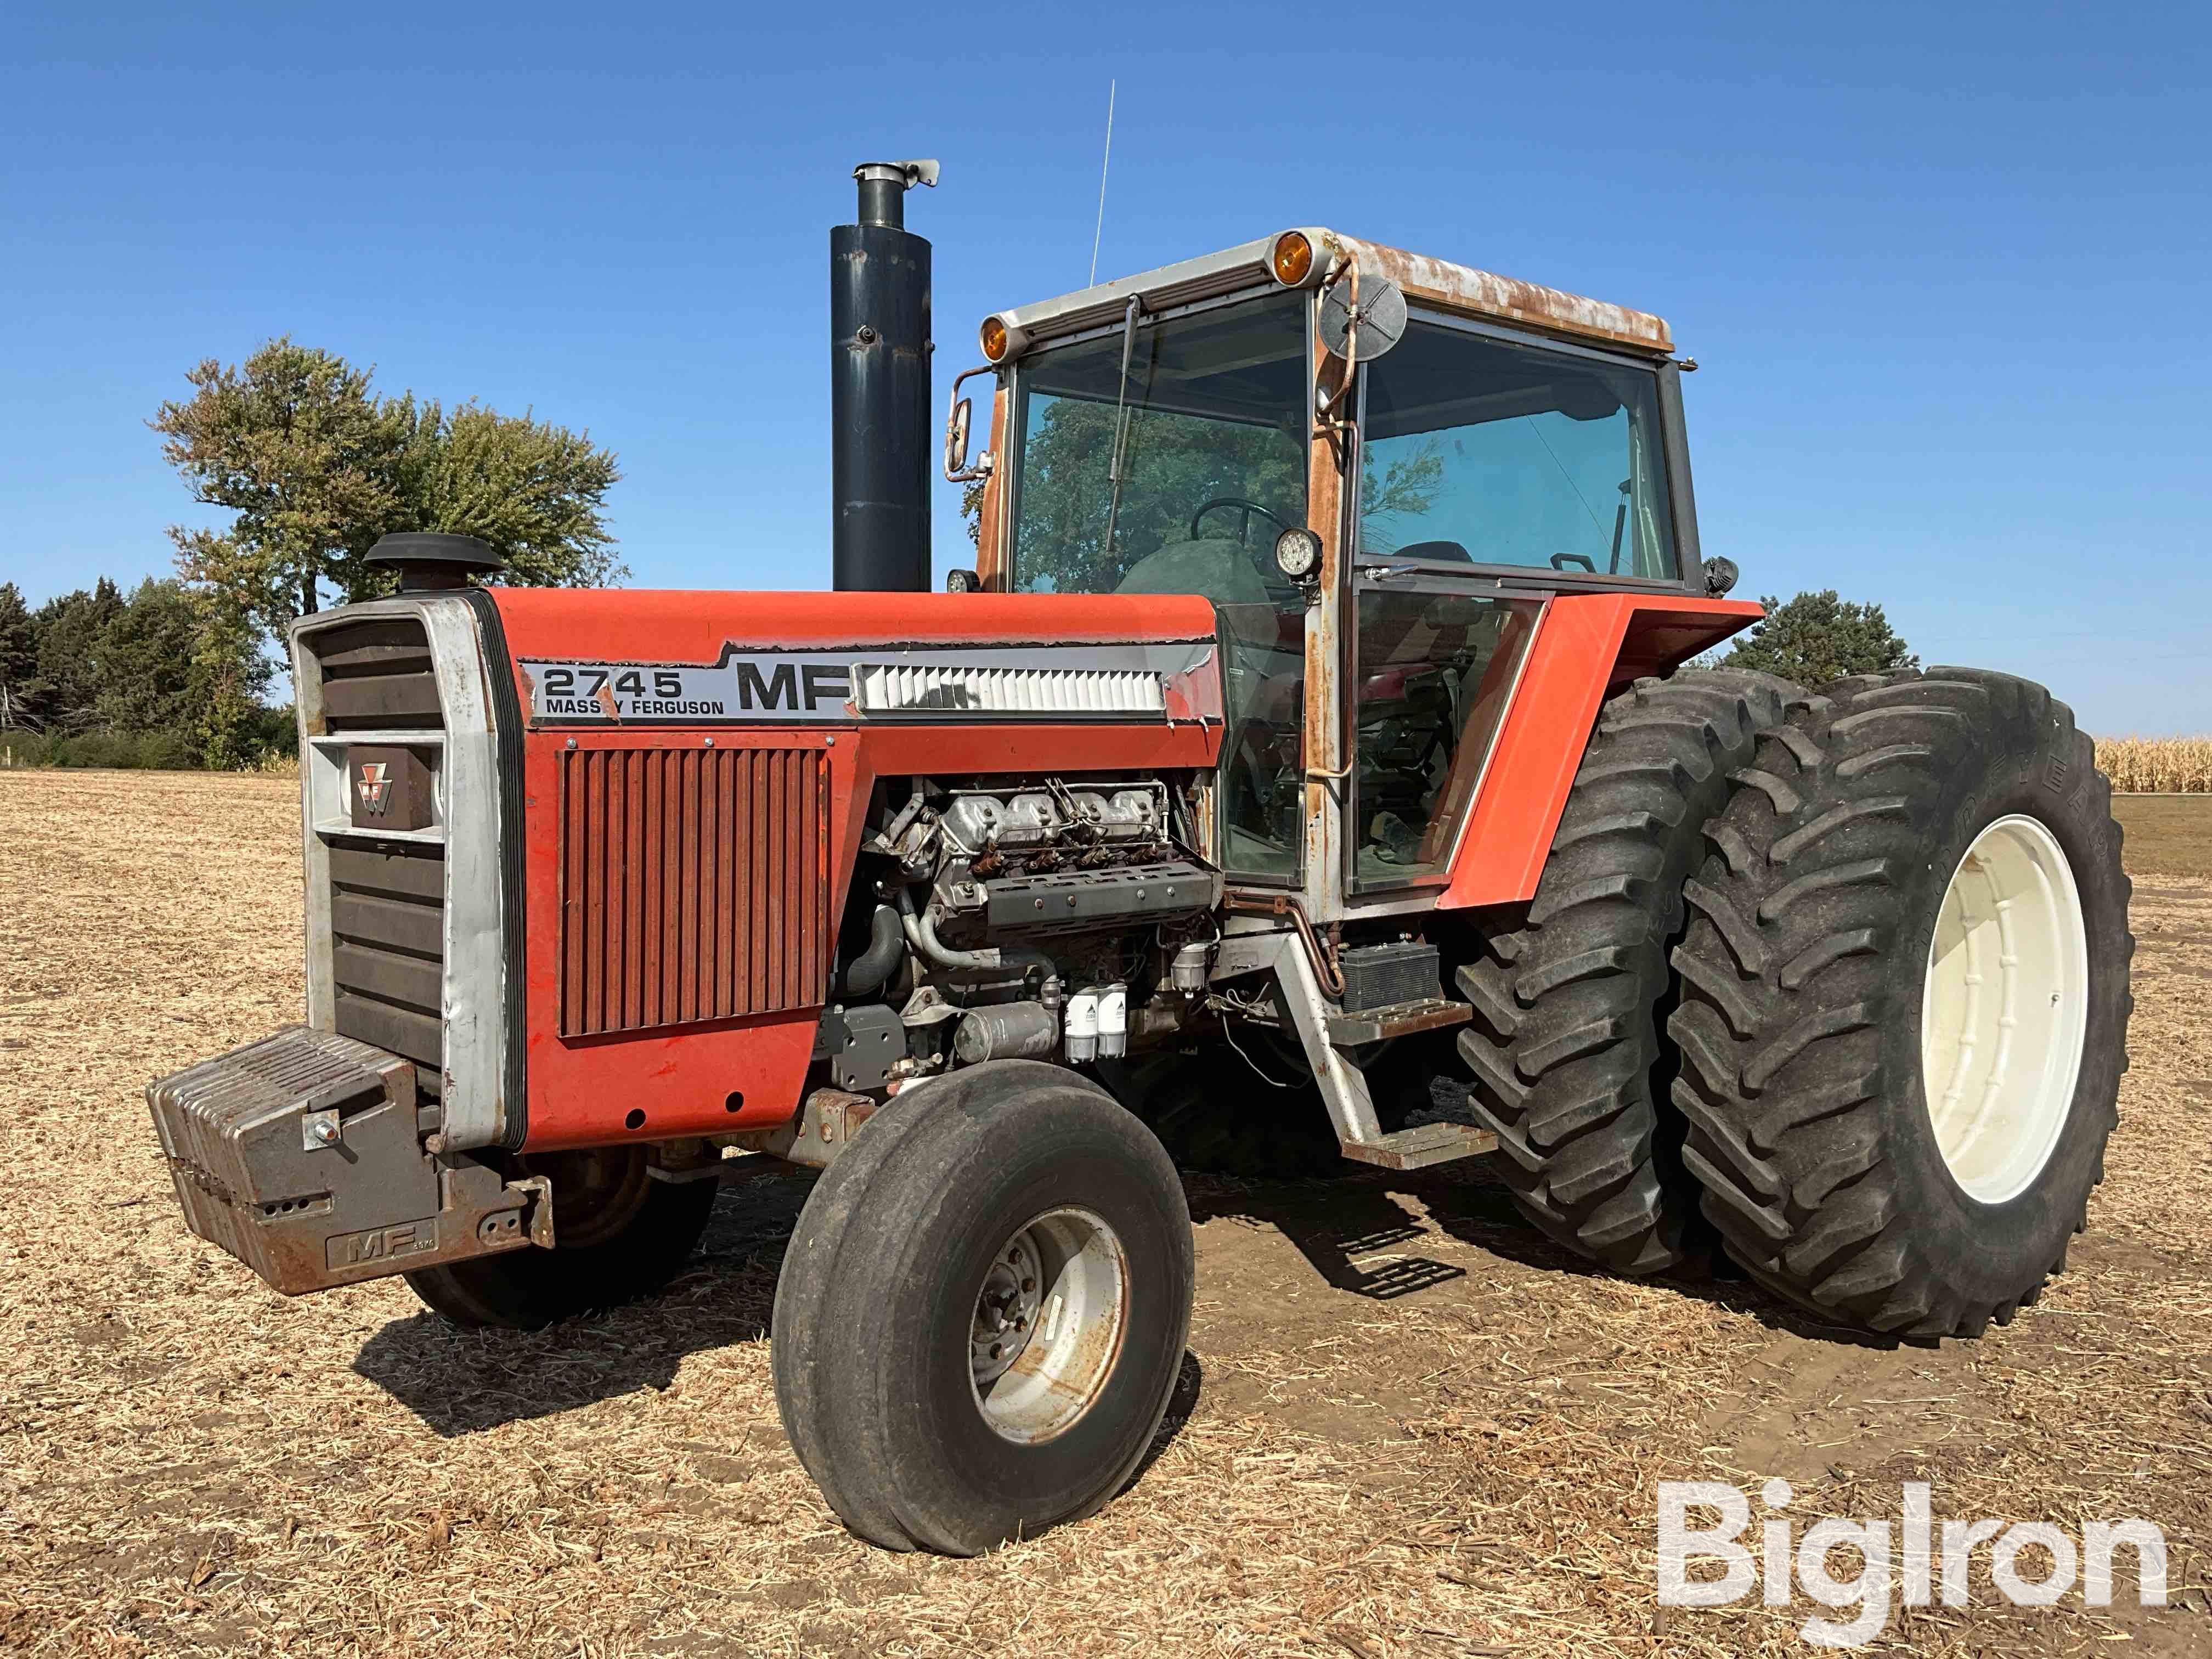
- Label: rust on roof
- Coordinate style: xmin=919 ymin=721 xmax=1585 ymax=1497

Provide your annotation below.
xmin=1325 ymin=233 xmax=1673 ymax=356
xmin=983 ymin=228 xmax=1676 ymax=362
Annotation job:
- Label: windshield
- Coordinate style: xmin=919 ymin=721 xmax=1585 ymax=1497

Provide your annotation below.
xmin=1009 ymin=290 xmax=1310 ymax=604
xmin=1009 ymin=289 xmax=1313 ymax=880
xmin=1360 ymin=320 xmax=1678 ymax=579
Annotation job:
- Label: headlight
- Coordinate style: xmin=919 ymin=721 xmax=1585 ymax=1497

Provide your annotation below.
xmin=1274 ymin=527 xmax=1322 ymax=581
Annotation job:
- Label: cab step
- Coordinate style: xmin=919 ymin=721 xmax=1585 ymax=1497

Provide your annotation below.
xmin=1325 ymin=995 xmax=1472 ymax=1048
xmin=1338 ymin=1120 xmax=1498 ymax=1171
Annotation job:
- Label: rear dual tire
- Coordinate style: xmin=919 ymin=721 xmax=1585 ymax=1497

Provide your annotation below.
xmin=1456 ymin=668 xmax=1798 ymax=1274
xmin=1669 ymin=668 xmax=2132 ymax=1336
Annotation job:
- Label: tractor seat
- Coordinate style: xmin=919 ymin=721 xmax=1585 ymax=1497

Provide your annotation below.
xmin=1393 ymin=539 xmax=1472 ymax=563
xmin=1114 ymin=538 xmax=1273 ymax=609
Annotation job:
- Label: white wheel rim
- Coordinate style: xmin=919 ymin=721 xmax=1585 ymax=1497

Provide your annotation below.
xmin=969 ymin=1206 xmax=1128 ymax=1444
xmin=1919 ymin=814 xmax=2089 ymax=1204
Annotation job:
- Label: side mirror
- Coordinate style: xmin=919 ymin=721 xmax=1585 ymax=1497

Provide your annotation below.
xmin=944 ymin=365 xmax=994 ymax=483
xmin=944 ymin=398 xmax=972 ymax=477
xmin=1320 ymin=272 xmax=1407 ymax=363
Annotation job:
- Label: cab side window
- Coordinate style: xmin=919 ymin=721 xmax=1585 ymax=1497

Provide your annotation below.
xmin=1361 ymin=322 xmax=1678 ymax=581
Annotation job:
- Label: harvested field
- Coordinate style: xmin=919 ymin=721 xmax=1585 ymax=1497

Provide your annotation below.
xmin=3 ymin=771 xmax=2209 ymax=1657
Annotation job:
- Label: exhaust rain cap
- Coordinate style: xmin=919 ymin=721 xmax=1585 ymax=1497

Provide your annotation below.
xmin=367 ymin=532 xmax=504 ymax=592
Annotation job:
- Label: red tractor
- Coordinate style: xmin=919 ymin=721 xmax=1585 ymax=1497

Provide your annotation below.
xmin=150 ymin=162 xmax=2132 ymax=1555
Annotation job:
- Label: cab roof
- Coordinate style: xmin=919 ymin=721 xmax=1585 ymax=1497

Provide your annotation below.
xmin=986 ymin=228 xmax=1673 ymax=361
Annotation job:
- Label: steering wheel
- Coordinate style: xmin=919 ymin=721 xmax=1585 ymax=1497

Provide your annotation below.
xmin=1191 ymin=498 xmax=1294 ymax=546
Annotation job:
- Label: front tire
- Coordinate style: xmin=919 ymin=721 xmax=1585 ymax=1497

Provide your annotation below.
xmin=405 ymin=1146 xmax=719 ymax=1329
xmin=772 ymin=1060 xmax=1194 ymax=1555
xmin=1668 ymin=668 xmax=2133 ymax=1337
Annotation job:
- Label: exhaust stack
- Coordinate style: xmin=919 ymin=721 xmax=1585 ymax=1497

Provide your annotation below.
xmin=832 ymin=159 xmax=938 ymax=592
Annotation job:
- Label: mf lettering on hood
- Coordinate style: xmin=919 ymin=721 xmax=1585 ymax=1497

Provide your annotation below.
xmin=523 ymin=657 xmax=853 ymax=724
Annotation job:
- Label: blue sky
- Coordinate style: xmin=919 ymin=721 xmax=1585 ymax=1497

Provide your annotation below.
xmin=3 ymin=2 xmax=2205 ymax=733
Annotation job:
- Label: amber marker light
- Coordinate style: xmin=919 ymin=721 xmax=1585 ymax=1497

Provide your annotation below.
xmin=980 ymin=316 xmax=1010 ymax=362
xmin=1271 ymin=232 xmax=1314 ymax=286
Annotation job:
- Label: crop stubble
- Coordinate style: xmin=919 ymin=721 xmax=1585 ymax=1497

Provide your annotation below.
xmin=2 ymin=774 xmax=2208 ymax=1657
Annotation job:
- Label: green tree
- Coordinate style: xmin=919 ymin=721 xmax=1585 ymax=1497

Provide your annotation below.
xmin=154 ymin=339 xmax=624 ymax=650
xmin=0 ymin=582 xmax=44 ymax=730
xmin=90 ymin=578 xmax=204 ymax=734
xmin=385 ymin=399 xmax=623 ymax=588
xmin=961 ymin=478 xmax=986 ymax=548
xmin=88 ymin=578 xmax=270 ymax=752
xmin=1720 ymin=589 xmax=1918 ymax=685
xmin=154 ymin=340 xmax=406 ymax=640
xmin=34 ymin=579 xmax=125 ymax=733
xmin=188 ymin=589 xmax=276 ymax=770
xmin=14 ymin=577 xmax=273 ymax=767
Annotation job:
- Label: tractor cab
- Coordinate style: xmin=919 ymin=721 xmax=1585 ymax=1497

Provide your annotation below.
xmin=957 ymin=229 xmax=1714 ymax=916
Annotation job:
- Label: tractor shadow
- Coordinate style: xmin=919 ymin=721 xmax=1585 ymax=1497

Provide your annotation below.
xmin=353 ymin=1163 xmax=1216 ymax=1471
xmin=1189 ymin=1160 xmax=1902 ymax=1351
xmin=1412 ymin=1168 xmax=1911 ymax=1351
xmin=352 ymin=1163 xmax=818 ymax=1435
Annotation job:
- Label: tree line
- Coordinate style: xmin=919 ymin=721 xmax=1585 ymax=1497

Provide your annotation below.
xmin=2 ymin=337 xmax=620 ymax=769
xmin=0 ymin=576 xmax=280 ymax=768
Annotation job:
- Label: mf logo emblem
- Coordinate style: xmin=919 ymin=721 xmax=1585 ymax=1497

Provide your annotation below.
xmin=326 ymin=1218 xmax=438 ymax=1271
xmin=356 ymin=761 xmax=391 ymax=815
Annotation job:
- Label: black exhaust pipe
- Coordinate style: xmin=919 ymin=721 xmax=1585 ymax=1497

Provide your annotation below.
xmin=832 ymin=159 xmax=937 ymax=592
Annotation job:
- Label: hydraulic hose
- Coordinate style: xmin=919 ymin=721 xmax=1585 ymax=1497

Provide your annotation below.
xmin=836 ymin=903 xmax=905 ymax=998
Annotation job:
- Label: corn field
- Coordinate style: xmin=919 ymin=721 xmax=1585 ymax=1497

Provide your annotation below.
xmin=2095 ymin=736 xmax=2212 ymax=793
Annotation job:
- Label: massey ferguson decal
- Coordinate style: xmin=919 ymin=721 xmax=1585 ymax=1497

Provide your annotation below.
xmin=527 ymin=656 xmax=853 ymax=723
xmin=519 ymin=641 xmax=1225 ymax=727
xmin=355 ymin=760 xmax=393 ymax=813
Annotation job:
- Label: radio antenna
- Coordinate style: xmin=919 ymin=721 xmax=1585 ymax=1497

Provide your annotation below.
xmin=1087 ymin=79 xmax=1116 ymax=286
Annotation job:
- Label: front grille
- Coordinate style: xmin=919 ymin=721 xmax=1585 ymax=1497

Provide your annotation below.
xmin=559 ymin=745 xmax=831 ymax=1036
xmin=304 ymin=616 xmax=447 ymax=1087
xmin=328 ymin=843 xmax=444 ymax=1084
xmin=313 ymin=618 xmax=441 ymax=730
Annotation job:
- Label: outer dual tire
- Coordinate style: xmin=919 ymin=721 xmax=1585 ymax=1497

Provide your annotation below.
xmin=1456 ymin=668 xmax=1798 ymax=1275
xmin=772 ymin=1060 xmax=1194 ymax=1555
xmin=1669 ymin=668 xmax=2132 ymax=1337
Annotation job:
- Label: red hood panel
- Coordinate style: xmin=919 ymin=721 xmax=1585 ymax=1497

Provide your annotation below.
xmin=488 ymin=589 xmax=1218 ymax=658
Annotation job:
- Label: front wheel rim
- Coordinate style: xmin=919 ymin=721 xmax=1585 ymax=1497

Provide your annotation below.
xmin=968 ymin=1206 xmax=1129 ymax=1444
xmin=1919 ymin=814 xmax=2090 ymax=1204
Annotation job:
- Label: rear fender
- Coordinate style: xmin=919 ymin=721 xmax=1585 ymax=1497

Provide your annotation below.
xmin=1437 ymin=592 xmax=1762 ymax=910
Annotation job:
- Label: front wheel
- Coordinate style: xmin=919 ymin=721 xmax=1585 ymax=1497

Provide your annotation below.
xmin=772 ymin=1060 xmax=1194 ymax=1554
xmin=405 ymin=1145 xmax=719 ymax=1328
xmin=1668 ymin=668 xmax=2133 ymax=1337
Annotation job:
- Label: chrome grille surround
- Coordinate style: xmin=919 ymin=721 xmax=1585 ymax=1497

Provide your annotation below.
xmin=291 ymin=596 xmax=511 ymax=1152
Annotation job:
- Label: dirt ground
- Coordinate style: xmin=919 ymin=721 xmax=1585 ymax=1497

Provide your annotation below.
xmin=3 ymin=774 xmax=2208 ymax=1657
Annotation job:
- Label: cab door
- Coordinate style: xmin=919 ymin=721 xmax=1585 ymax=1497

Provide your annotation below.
xmin=1338 ymin=573 xmax=1542 ymax=902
